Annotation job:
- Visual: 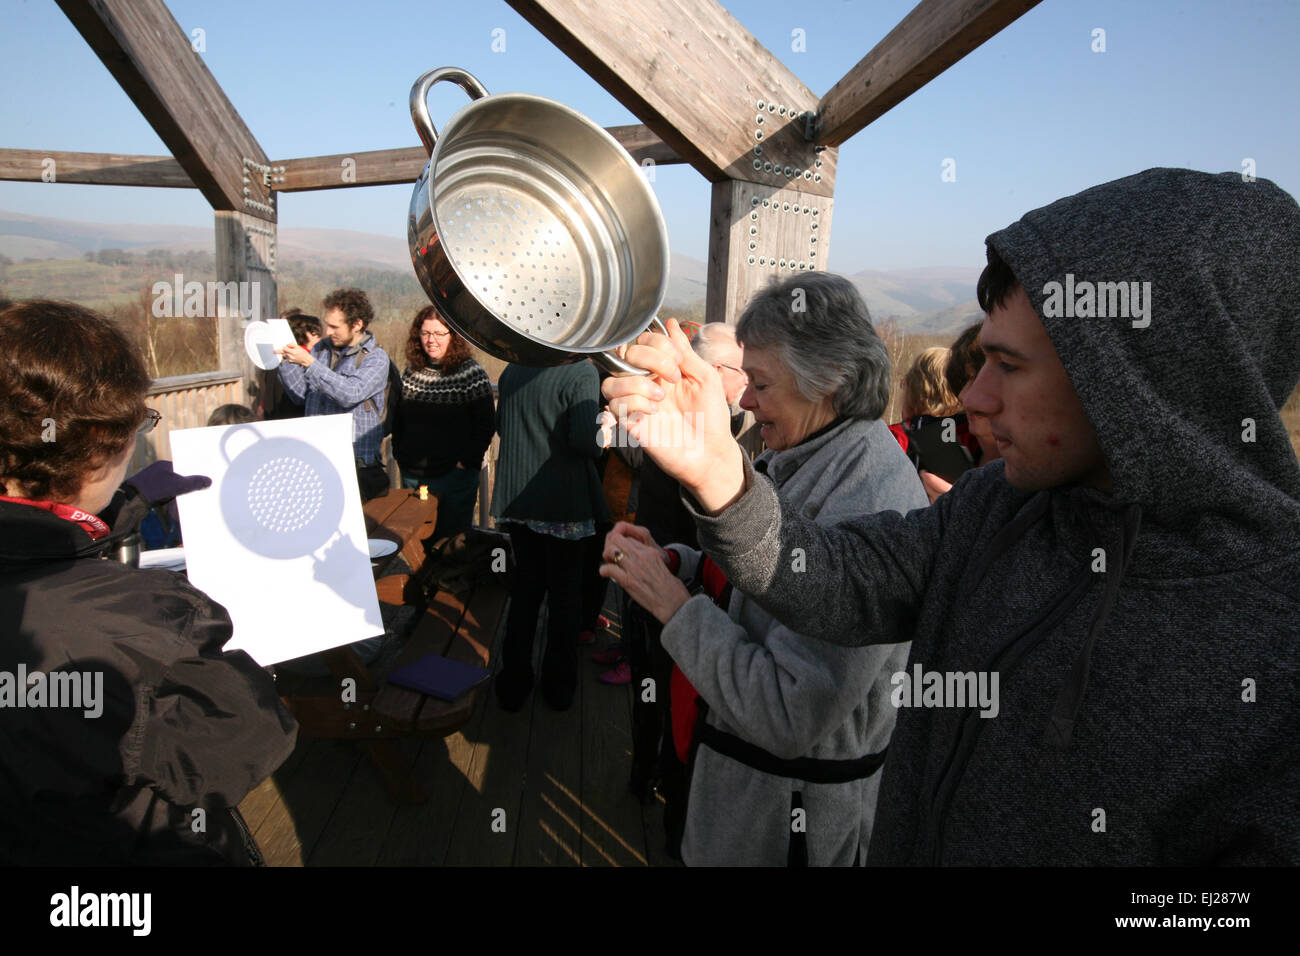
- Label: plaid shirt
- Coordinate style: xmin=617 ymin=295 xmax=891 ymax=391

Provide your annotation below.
xmin=278 ymin=332 xmax=389 ymax=464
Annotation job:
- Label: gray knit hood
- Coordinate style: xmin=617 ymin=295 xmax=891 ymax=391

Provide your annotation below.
xmin=686 ymin=168 xmax=1300 ymax=862
xmin=989 ymin=168 xmax=1300 ymax=575
xmin=985 ymin=168 xmax=1300 ymax=746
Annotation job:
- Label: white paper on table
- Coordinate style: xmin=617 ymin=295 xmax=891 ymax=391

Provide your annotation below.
xmin=170 ymin=414 xmax=383 ymax=666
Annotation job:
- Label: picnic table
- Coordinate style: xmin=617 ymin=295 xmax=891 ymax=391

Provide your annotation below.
xmin=277 ymin=488 xmax=509 ymax=804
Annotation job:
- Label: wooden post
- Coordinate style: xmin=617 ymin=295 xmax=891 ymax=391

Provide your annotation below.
xmin=706 ymin=179 xmax=835 ymax=326
xmin=214 ymin=210 xmax=278 ymax=411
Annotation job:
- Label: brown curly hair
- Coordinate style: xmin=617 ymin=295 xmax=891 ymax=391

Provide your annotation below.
xmin=0 ymin=300 xmax=150 ymax=501
xmin=946 ymin=321 xmax=986 ymax=397
xmin=405 ymin=306 xmax=472 ymax=373
xmin=321 ymin=287 xmax=374 ymax=331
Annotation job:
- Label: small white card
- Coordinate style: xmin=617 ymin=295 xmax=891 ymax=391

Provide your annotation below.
xmin=267 ymin=318 xmax=296 ymax=349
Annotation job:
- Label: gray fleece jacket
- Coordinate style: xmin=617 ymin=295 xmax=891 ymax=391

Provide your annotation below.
xmin=687 ymin=169 xmax=1300 ymax=865
xmin=662 ymin=416 xmax=924 ymax=866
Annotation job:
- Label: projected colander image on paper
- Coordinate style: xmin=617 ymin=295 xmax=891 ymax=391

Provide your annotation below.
xmin=217 ymin=428 xmax=346 ymax=562
xmin=170 ymin=415 xmax=383 ymax=666
xmin=249 ymin=457 xmax=325 ymax=534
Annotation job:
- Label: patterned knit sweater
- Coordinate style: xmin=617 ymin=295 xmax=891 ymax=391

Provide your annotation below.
xmin=391 ymin=359 xmax=496 ymax=477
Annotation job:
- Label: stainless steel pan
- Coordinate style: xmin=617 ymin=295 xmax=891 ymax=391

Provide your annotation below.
xmin=407 ymin=67 xmax=668 ymax=373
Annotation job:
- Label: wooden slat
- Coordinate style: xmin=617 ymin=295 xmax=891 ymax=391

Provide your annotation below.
xmin=306 ymin=737 xmax=420 ymax=865
xmin=56 ymin=0 xmax=274 ymax=218
xmin=240 ymin=736 xmax=319 ymax=867
xmin=130 ymin=374 xmax=246 ymax=472
xmin=580 ymin=582 xmax=648 ymax=866
xmin=251 ymin=738 xmax=364 ymax=866
xmin=148 ymin=370 xmax=243 ymax=394
xmin=706 ymin=178 xmax=835 ymax=325
xmin=816 ymin=0 xmax=1043 ymax=147
xmin=506 ymin=0 xmax=836 ymax=195
xmin=405 ymin=597 xmax=518 ymax=866
xmin=371 ymin=589 xmax=466 ymax=730
xmin=362 ymin=487 xmax=410 ymax=533
xmin=509 ymin=602 xmax=584 ymax=865
xmin=413 ymin=584 xmax=505 ymax=734
xmin=374 ymin=573 xmax=410 ymax=606
xmin=274 ymin=125 xmax=681 ymax=193
xmin=0 ymin=148 xmax=192 ymax=188
xmin=363 ymin=491 xmax=438 ymax=575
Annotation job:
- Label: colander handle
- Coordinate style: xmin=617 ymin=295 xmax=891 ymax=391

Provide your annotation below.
xmin=594 ymin=317 xmax=670 ymax=376
xmin=219 ymin=423 xmax=261 ymax=464
xmin=410 ymin=67 xmax=490 ymax=156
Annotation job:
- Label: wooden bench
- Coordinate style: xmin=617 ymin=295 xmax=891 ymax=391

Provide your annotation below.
xmin=277 ymin=488 xmax=509 ymax=804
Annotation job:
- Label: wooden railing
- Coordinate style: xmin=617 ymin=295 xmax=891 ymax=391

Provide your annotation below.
xmin=129 ymin=370 xmax=245 ymax=472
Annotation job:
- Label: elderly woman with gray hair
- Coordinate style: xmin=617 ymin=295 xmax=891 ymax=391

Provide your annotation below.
xmin=603 ymin=272 xmax=926 ymax=865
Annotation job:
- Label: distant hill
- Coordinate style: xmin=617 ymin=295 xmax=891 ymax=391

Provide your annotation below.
xmin=0 ymin=210 xmax=981 ymax=336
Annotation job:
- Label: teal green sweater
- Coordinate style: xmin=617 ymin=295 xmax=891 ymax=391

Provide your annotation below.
xmin=489 ymin=362 xmax=612 ymax=526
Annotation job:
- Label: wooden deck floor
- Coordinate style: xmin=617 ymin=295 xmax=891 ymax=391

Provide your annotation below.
xmin=238 ymin=590 xmax=679 ymax=867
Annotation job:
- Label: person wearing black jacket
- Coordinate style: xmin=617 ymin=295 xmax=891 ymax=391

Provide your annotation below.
xmin=392 ymin=307 xmax=496 ymax=541
xmin=0 ymin=300 xmax=297 ymax=865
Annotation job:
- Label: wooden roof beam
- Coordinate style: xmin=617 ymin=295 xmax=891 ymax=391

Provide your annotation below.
xmin=0 ymin=148 xmax=192 ymax=188
xmin=274 ymin=125 xmax=683 ymax=193
xmin=815 ymin=0 xmax=1042 ymax=147
xmin=506 ymin=0 xmax=836 ymax=196
xmin=56 ymin=0 xmax=275 ymax=220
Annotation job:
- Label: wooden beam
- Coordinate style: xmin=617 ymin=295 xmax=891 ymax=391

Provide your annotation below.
xmin=0 ymin=124 xmax=681 ymax=193
xmin=0 ymin=148 xmax=192 ymax=188
xmin=274 ymin=125 xmax=683 ymax=192
xmin=706 ymin=179 xmax=834 ymax=326
xmin=815 ymin=0 xmax=1043 ymax=147
xmin=274 ymin=147 xmax=426 ymax=193
xmin=506 ymin=0 xmax=836 ymax=196
xmin=605 ymin=123 xmax=685 ymax=168
xmin=56 ymin=0 xmax=274 ymax=220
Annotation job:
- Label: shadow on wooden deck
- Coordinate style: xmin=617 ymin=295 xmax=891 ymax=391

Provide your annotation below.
xmin=238 ymin=588 xmax=680 ymax=867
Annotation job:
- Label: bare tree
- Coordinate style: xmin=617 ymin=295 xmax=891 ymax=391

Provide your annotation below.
xmin=876 ymin=317 xmax=908 ymax=422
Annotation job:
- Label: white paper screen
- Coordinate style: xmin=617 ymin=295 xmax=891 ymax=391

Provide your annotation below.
xmin=171 ymin=414 xmax=383 ymax=665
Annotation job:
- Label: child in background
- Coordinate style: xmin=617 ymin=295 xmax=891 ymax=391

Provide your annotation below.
xmin=206 ymin=404 xmax=257 ymax=427
xmin=888 ymin=347 xmax=974 ymax=500
xmin=264 ymin=311 xmax=322 ymax=420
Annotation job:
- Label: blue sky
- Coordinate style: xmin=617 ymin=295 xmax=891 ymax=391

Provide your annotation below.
xmin=2 ymin=0 xmax=1297 ymax=271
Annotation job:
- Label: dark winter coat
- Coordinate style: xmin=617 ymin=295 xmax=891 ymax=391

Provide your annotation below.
xmin=0 ymin=490 xmax=297 ymax=865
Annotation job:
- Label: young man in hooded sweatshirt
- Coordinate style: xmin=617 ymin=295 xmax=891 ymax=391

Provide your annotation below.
xmin=600 ymin=168 xmax=1300 ymax=865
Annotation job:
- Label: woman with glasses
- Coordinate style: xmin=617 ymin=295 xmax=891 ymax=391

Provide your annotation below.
xmin=600 ymin=274 xmax=926 ymax=865
xmin=392 ymin=306 xmax=496 ymax=541
xmin=0 ymin=300 xmax=296 ymax=865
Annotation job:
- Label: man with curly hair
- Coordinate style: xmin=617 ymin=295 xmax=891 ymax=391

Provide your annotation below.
xmin=277 ymin=287 xmax=391 ymax=500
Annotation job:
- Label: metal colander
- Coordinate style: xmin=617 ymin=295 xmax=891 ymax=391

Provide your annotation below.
xmin=408 ymin=68 xmax=668 ymax=372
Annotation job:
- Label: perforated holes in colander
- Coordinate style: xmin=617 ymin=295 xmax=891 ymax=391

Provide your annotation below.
xmin=247 ymin=456 xmax=325 ymax=534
